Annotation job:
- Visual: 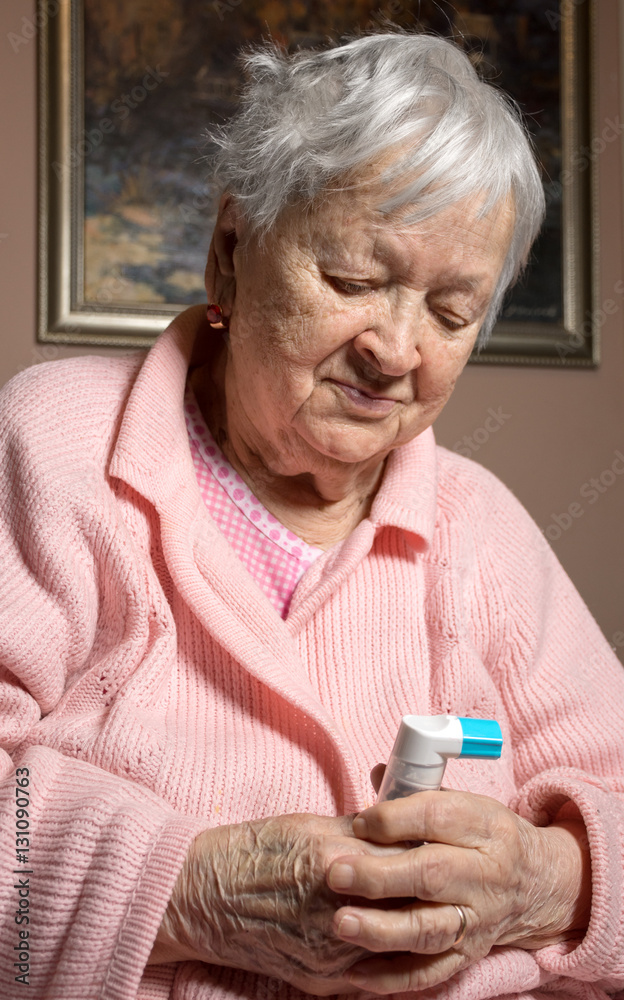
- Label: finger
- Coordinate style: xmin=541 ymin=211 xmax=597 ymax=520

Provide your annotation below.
xmin=370 ymin=763 xmax=386 ymax=794
xmin=345 ymin=948 xmax=468 ymax=996
xmin=328 ymin=842 xmax=477 ymax=902
xmin=333 ymin=900 xmax=471 ymax=955
xmin=353 ymin=789 xmax=499 ymax=848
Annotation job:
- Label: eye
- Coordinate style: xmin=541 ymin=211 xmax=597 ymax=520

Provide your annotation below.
xmin=330 ymin=276 xmax=371 ymax=296
xmin=436 ymin=314 xmax=465 ymax=331
xmin=431 ymin=310 xmax=468 ymax=333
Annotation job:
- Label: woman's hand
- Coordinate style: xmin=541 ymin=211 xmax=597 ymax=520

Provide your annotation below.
xmin=148 ymin=812 xmax=404 ymax=996
xmin=326 ymin=788 xmax=592 ymax=995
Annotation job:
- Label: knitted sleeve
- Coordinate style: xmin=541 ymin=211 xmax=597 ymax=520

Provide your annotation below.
xmin=447 ymin=451 xmax=624 ymax=990
xmin=0 ymin=365 xmax=207 ymax=999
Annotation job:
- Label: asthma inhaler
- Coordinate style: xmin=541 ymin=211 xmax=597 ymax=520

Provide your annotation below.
xmin=377 ymin=714 xmax=503 ymax=802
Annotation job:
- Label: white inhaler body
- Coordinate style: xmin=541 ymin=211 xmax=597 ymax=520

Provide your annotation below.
xmin=377 ymin=714 xmax=503 ymax=803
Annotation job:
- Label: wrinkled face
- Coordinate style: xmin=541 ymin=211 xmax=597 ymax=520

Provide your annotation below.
xmin=218 ymin=186 xmax=514 ymax=475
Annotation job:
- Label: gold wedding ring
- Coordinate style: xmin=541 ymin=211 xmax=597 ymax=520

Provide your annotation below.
xmin=452 ymin=904 xmax=468 ymax=947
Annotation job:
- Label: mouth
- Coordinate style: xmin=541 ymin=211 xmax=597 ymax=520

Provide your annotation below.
xmin=329 ymin=379 xmax=401 ymax=414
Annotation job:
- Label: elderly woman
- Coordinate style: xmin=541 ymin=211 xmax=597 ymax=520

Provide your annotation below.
xmin=1 ymin=30 xmax=624 ymax=1000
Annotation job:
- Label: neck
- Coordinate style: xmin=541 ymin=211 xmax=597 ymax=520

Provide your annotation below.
xmin=190 ymin=360 xmax=385 ymax=549
xmin=223 ymin=449 xmax=385 ymax=549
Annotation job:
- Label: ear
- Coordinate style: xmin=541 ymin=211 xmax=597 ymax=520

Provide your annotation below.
xmin=204 ymin=192 xmax=241 ymax=318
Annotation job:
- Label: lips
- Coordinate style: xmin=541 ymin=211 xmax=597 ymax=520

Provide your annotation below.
xmin=331 ymin=379 xmax=398 ymax=401
xmin=329 ymin=379 xmax=400 ymax=414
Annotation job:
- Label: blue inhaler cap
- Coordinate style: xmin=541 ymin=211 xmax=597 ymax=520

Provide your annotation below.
xmin=458 ymin=717 xmax=503 ymax=759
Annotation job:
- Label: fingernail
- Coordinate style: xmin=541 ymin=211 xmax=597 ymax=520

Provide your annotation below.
xmin=348 ymin=972 xmax=368 ymax=987
xmin=352 ymin=816 xmax=368 ymax=838
xmin=337 ymin=914 xmax=361 ymax=937
xmin=329 ymin=862 xmax=354 ymax=889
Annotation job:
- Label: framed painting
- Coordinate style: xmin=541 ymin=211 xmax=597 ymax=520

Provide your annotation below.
xmin=38 ymin=0 xmax=597 ymax=365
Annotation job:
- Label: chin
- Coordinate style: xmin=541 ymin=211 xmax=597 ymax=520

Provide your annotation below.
xmin=305 ymin=429 xmax=394 ymax=467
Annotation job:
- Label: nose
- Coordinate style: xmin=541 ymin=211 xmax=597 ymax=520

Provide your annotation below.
xmin=353 ymin=303 xmax=423 ymax=378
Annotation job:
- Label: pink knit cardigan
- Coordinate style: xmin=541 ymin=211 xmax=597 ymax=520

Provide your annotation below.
xmin=1 ymin=306 xmax=624 ymax=1000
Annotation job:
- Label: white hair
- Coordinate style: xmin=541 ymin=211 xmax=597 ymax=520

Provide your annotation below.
xmin=206 ymin=32 xmax=545 ymax=346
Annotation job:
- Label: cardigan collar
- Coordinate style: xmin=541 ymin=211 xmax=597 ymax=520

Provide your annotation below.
xmin=109 ymin=307 xmax=439 ymax=550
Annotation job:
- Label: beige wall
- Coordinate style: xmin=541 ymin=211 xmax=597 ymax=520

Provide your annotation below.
xmin=1 ymin=1 xmax=623 ymax=661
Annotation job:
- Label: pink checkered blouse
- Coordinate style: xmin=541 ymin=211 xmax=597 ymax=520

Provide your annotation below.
xmin=184 ymin=385 xmax=324 ymax=618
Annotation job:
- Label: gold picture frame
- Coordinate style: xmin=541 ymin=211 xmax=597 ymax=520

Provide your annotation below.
xmin=38 ymin=0 xmax=599 ymax=365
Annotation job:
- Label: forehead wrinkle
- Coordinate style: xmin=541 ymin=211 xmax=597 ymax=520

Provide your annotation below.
xmin=310 ymin=196 xmax=510 ymax=295
xmin=372 ymin=213 xmax=508 ymax=285
xmin=374 ymin=236 xmax=495 ymax=297
xmin=434 ymin=277 xmax=486 ymax=296
xmin=315 ymin=230 xmax=376 ymax=268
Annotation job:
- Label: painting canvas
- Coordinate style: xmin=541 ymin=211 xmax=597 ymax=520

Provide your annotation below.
xmin=39 ymin=0 xmax=595 ymax=364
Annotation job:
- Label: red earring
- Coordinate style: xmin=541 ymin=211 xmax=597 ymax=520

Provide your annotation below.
xmin=206 ymin=303 xmax=229 ymax=329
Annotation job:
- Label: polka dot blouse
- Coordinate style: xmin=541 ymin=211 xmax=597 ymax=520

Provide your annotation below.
xmin=184 ymin=384 xmax=325 ymax=618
